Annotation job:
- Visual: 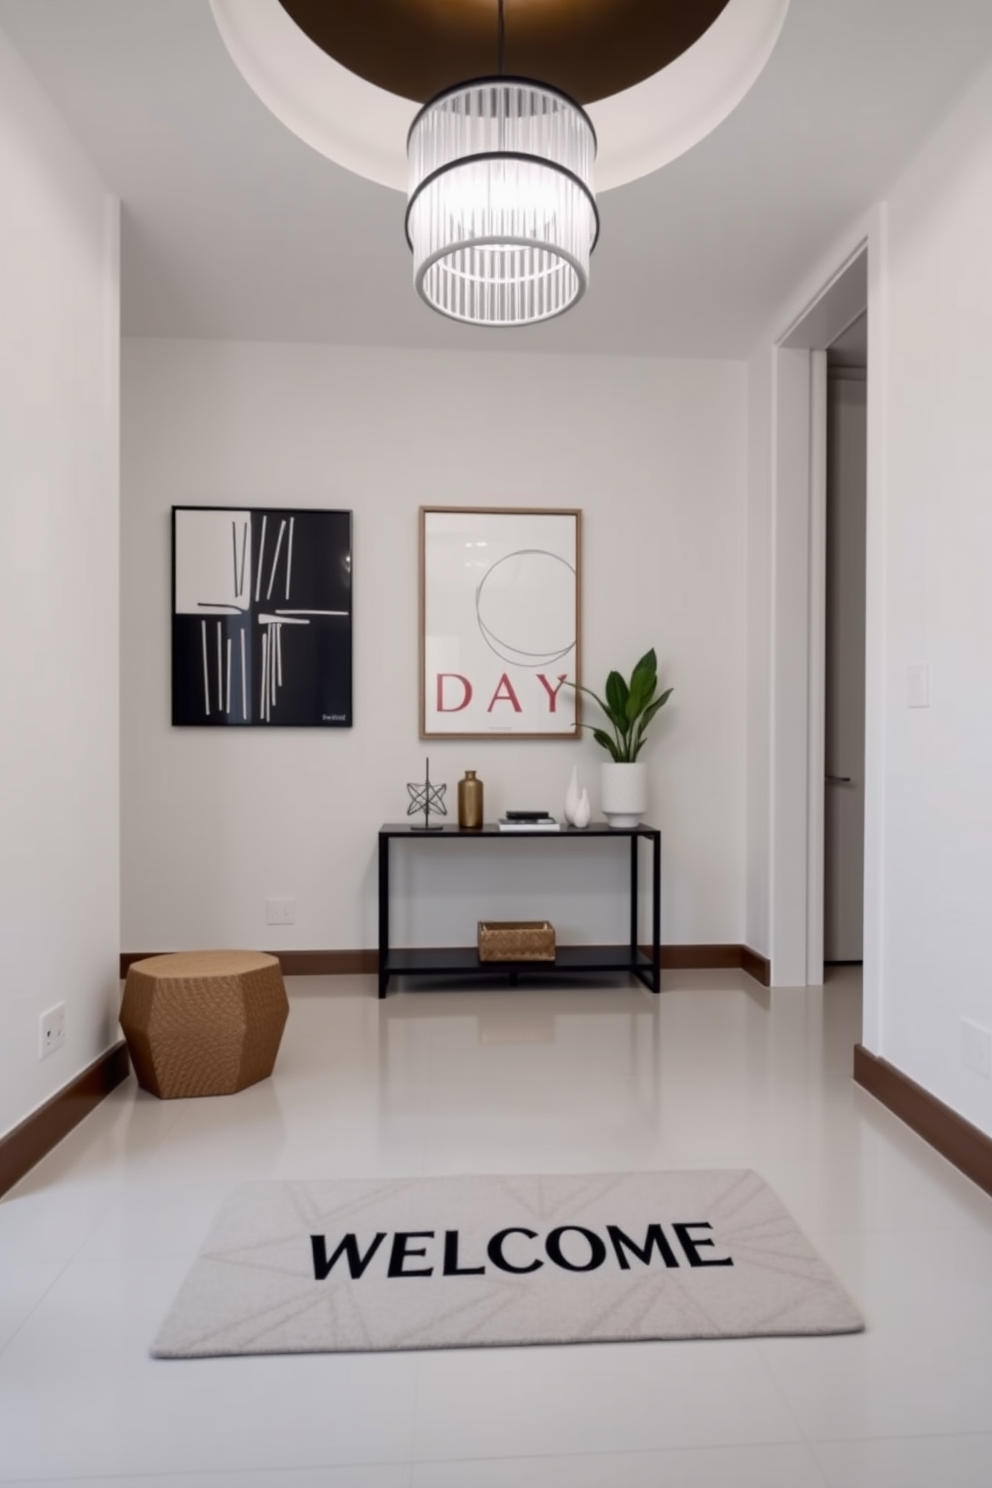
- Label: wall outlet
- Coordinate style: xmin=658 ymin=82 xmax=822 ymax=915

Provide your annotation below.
xmin=961 ymin=1019 xmax=991 ymax=1079
xmin=39 ymin=1004 xmax=66 ymax=1059
xmin=266 ymin=897 xmax=295 ymax=926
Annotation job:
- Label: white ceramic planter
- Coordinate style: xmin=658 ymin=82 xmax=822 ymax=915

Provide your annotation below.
xmin=601 ymin=761 xmax=647 ymax=828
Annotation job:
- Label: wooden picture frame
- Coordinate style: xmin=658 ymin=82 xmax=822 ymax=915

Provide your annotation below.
xmin=419 ymin=505 xmax=582 ymax=739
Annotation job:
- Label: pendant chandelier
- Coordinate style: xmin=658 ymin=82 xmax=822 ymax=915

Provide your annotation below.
xmin=405 ymin=1 xmax=599 ymax=328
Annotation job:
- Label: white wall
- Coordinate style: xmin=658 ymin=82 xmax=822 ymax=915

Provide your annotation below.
xmin=745 ymin=53 xmax=992 ymax=1134
xmin=872 ymin=55 xmax=992 ymax=1132
xmin=0 ymin=27 xmax=120 ymax=1138
xmin=121 ymin=342 xmax=747 ymax=956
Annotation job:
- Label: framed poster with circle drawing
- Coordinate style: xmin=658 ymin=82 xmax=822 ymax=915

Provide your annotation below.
xmin=419 ymin=506 xmax=581 ymax=739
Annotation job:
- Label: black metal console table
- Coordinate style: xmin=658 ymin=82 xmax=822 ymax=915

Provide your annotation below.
xmin=377 ymin=822 xmax=661 ymax=999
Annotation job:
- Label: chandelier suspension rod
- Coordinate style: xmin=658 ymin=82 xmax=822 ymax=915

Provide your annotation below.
xmin=497 ymin=0 xmax=505 ymax=77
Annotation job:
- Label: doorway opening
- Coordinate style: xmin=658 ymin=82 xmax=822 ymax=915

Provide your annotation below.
xmin=824 ymin=315 xmax=867 ymax=965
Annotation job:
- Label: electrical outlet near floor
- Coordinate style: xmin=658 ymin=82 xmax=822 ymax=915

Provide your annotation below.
xmin=39 ymin=1003 xmax=66 ymax=1059
xmin=961 ymin=1018 xmax=992 ymax=1079
xmin=266 ymin=897 xmax=296 ymax=926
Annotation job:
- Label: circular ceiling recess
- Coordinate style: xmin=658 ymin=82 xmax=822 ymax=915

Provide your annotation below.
xmin=277 ymin=0 xmax=732 ymax=107
xmin=209 ymin=0 xmax=791 ymax=193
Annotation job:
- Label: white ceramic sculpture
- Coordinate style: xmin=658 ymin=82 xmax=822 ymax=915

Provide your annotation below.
xmin=564 ymin=765 xmax=581 ymax=825
xmin=572 ymin=787 xmax=592 ymax=828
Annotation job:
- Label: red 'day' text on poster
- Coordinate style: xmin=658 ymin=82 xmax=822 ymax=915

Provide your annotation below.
xmin=436 ymin=672 xmax=571 ymax=714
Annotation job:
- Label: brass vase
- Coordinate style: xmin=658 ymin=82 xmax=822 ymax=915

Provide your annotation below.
xmin=458 ymin=770 xmax=484 ymax=829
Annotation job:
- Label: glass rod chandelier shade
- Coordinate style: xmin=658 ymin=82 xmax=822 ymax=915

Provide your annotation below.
xmin=406 ymin=79 xmax=599 ymax=327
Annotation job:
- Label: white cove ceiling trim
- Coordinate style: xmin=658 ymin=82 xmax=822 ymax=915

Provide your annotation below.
xmin=208 ymin=0 xmax=791 ymax=194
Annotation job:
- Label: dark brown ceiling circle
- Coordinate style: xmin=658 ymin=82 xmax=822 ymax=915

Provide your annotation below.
xmin=278 ymin=0 xmax=732 ymax=106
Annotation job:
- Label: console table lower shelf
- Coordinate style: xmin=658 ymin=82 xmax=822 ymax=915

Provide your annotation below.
xmin=380 ymin=944 xmax=659 ymax=993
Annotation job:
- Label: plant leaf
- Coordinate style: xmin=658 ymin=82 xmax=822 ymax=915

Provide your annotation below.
xmin=629 ymin=688 xmax=673 ymax=759
xmin=626 ymin=666 xmax=657 ymax=724
xmin=590 ymin=727 xmax=621 ymax=761
xmin=604 ymin=670 xmax=629 ymax=726
xmin=566 ymin=681 xmax=622 ymax=751
xmin=638 ymin=688 xmax=673 ymax=730
xmin=565 ymin=681 xmax=612 ymax=719
xmin=631 ymin=649 xmax=657 ymax=685
xmin=568 ymin=659 xmax=668 ymax=761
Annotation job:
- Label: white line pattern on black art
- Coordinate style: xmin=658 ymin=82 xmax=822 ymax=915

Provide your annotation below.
xmin=174 ymin=508 xmax=352 ymax=727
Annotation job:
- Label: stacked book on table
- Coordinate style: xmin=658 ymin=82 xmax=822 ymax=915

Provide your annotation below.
xmin=497 ymin=811 xmax=560 ymax=832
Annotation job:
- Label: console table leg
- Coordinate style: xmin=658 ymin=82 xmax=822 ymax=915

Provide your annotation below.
xmin=652 ymin=830 xmax=662 ymax=993
xmin=630 ymin=835 xmax=639 ymax=958
xmin=378 ymin=835 xmax=389 ymax=999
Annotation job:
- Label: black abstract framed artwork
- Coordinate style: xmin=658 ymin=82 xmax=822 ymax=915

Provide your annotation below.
xmin=172 ymin=506 xmax=352 ymax=727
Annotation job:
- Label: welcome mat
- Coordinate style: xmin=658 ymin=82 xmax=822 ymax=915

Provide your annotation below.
xmin=152 ymin=1170 xmax=863 ymax=1357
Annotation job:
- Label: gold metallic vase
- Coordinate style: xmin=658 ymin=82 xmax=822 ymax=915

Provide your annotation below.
xmin=458 ymin=770 xmax=484 ymax=829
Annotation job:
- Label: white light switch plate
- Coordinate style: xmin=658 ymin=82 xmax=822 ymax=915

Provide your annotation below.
xmin=907 ymin=662 xmax=930 ymax=708
xmin=961 ymin=1019 xmax=991 ymax=1079
xmin=266 ymin=897 xmax=295 ymax=926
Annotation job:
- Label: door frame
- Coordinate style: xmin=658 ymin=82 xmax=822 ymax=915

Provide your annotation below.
xmin=768 ymin=238 xmax=870 ymax=986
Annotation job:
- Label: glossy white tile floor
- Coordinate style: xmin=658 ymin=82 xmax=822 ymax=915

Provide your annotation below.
xmin=3 ymin=966 xmax=992 ymax=1487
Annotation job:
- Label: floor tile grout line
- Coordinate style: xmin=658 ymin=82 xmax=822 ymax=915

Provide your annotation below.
xmin=809 ymin=1426 xmax=992 ymax=1449
xmin=0 ymin=1459 xmax=419 ymax=1484
xmin=749 ymin=1324 xmax=832 ymax=1464
xmin=0 ymin=1256 xmax=74 ymax=1362
xmin=407 ymin=1437 xmax=832 ymax=1471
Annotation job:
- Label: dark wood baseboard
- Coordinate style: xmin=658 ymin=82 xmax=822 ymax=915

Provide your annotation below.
xmin=273 ymin=949 xmax=380 ymax=976
xmin=662 ymin=944 xmax=770 ymax=984
xmin=660 ymin=943 xmax=740 ymax=970
xmin=119 ymin=949 xmax=379 ymax=976
xmin=0 ymin=1043 xmax=131 ymax=1200
xmin=740 ymin=944 xmax=772 ymax=987
xmin=854 ymin=1044 xmax=992 ymax=1200
xmin=122 ymin=945 xmax=771 ymax=984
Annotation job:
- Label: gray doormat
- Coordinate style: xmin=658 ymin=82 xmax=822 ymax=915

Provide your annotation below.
xmin=153 ymin=1170 xmax=863 ymax=1357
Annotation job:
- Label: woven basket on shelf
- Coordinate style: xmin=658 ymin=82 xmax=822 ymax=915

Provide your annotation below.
xmin=478 ymin=920 xmax=556 ymax=962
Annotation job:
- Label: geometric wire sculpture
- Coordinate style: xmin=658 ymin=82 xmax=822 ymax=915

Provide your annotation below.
xmin=407 ymin=757 xmax=448 ymax=831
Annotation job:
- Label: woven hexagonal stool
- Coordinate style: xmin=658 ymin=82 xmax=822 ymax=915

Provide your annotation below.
xmin=120 ymin=950 xmax=289 ymax=1099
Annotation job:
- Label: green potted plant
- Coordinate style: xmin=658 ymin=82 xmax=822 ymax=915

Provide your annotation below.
xmin=571 ymin=649 xmax=672 ymax=827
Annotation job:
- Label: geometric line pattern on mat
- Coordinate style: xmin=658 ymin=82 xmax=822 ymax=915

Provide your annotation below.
xmin=152 ymin=1170 xmax=864 ymax=1358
